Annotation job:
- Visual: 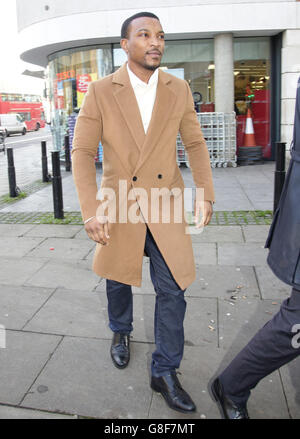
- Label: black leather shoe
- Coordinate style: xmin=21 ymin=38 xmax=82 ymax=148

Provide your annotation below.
xmin=151 ymin=371 xmax=196 ymax=414
xmin=110 ymin=333 xmax=130 ymax=369
xmin=210 ymin=377 xmax=249 ymax=419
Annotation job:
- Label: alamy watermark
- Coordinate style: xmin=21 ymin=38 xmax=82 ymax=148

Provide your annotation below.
xmin=291 ymin=324 xmax=300 ymax=349
xmin=0 ymin=324 xmax=6 ymax=349
xmin=95 ymin=180 xmax=207 ymax=234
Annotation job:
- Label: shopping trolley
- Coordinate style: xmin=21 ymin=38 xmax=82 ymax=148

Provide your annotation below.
xmin=176 ymin=112 xmax=237 ymax=168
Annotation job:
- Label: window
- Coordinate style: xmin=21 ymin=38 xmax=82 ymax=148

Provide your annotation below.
xmin=17 ymin=112 xmax=31 ymax=121
xmin=48 ymin=45 xmax=113 ymax=151
xmin=234 ymin=37 xmax=271 ymax=158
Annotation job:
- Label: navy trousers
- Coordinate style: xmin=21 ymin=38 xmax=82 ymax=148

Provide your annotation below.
xmin=106 ymin=226 xmax=187 ymax=377
xmin=219 ymin=287 xmax=300 ymax=407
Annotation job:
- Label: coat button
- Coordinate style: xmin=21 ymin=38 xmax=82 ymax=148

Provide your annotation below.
xmin=133 ymin=176 xmax=137 ymax=181
xmin=157 ymin=174 xmax=162 ymax=179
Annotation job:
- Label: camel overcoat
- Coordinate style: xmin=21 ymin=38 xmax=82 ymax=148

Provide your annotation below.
xmin=72 ymin=62 xmax=215 ymax=289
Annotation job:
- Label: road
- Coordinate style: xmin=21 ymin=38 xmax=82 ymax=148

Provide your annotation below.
xmin=0 ymin=128 xmax=54 ymax=197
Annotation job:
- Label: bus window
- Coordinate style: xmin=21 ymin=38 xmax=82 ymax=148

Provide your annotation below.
xmin=17 ymin=112 xmax=31 ymax=121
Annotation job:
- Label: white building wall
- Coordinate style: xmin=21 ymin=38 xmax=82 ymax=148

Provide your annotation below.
xmin=16 ymin=0 xmax=300 ymax=152
xmin=17 ymin=1 xmax=299 ymax=67
xmin=17 ymin=0 xmax=296 ymax=31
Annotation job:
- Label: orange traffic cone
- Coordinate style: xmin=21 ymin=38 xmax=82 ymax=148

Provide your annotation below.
xmin=243 ymin=108 xmax=256 ymax=147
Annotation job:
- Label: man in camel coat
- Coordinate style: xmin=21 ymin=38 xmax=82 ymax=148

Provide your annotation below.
xmin=72 ymin=11 xmax=215 ymax=414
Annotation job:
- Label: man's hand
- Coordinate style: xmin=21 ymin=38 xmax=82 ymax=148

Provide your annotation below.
xmin=194 ymin=200 xmax=213 ymax=228
xmin=84 ymin=217 xmax=110 ymax=245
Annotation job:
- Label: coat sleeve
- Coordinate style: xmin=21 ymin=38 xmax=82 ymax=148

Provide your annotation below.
xmin=71 ymin=81 xmax=103 ymax=222
xmin=179 ymin=81 xmax=215 ymax=203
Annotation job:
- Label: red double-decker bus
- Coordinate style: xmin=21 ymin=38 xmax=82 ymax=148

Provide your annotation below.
xmin=0 ymin=92 xmax=45 ymax=131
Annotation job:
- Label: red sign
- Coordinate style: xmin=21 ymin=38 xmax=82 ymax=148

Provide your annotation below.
xmin=56 ymin=70 xmax=75 ymax=81
xmin=76 ymin=74 xmax=92 ymax=93
xmin=53 ymin=81 xmax=64 ymax=109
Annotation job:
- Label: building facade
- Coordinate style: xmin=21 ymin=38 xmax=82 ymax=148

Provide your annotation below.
xmin=16 ymin=0 xmax=300 ymax=158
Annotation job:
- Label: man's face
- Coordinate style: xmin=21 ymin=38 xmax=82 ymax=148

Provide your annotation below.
xmin=121 ymin=17 xmax=165 ymax=71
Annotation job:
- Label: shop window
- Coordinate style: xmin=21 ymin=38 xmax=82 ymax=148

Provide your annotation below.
xmin=48 ymin=45 xmax=112 ymax=152
xmin=234 ymin=37 xmax=271 ymax=158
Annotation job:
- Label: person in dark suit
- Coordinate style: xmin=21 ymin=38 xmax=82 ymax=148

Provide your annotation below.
xmin=209 ymin=76 xmax=300 ymax=419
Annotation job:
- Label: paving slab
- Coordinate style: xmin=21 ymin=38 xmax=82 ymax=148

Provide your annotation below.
xmin=252 ymin=201 xmax=273 ymax=210
xmin=0 ymin=257 xmax=48 ymax=286
xmin=24 ymin=259 xmax=100 ymax=291
xmin=0 ymin=237 xmax=45 ymax=258
xmin=0 ymin=330 xmax=61 ymax=406
xmin=218 ymin=242 xmax=268 ymax=266
xmin=0 ymin=285 xmax=55 ymax=330
xmin=242 ymin=225 xmax=270 ymax=242
xmin=246 ymin=369 xmax=290 ymax=419
xmin=189 ymin=225 xmax=244 ymax=243
xmin=0 ymin=224 xmax=36 ymax=237
xmin=192 ymin=243 xmax=217 ymax=265
xmin=254 ymin=265 xmax=291 ymax=300
xmin=24 ymin=224 xmax=83 ymax=238
xmin=27 ymin=238 xmax=95 ymax=260
xmin=0 ymin=405 xmax=76 ymax=419
xmin=212 ymin=193 xmax=254 ymax=212
xmin=190 ymin=265 xmax=260 ymax=298
xmin=243 ymin=185 xmax=273 ymax=202
xmin=217 ymin=298 xmax=282 ymax=353
xmin=21 ymin=337 xmax=153 ymax=419
xmin=85 ymin=247 xmax=96 ymax=262
xmin=23 ymin=287 xmax=110 ymax=338
xmin=184 ymin=297 xmax=218 ymax=348
xmin=73 ymin=227 xmax=90 ymax=240
xmin=279 ymin=358 xmax=300 ymax=419
xmin=235 ymin=174 xmax=271 ymax=185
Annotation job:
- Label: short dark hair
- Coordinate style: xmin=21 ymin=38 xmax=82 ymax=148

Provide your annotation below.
xmin=121 ymin=12 xmax=160 ymax=39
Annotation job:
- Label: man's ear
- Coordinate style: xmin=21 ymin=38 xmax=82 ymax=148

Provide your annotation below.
xmin=120 ymin=39 xmax=128 ymax=54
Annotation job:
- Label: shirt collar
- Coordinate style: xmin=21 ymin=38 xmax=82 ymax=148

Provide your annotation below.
xmin=126 ymin=63 xmax=159 ymax=88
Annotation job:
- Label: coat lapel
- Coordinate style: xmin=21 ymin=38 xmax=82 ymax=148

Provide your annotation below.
xmin=112 ymin=64 xmax=146 ymax=151
xmin=134 ymin=70 xmax=177 ymax=174
xmin=112 ymin=64 xmax=177 ymax=175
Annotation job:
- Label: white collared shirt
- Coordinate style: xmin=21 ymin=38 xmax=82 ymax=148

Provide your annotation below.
xmin=127 ymin=63 xmax=159 ymax=134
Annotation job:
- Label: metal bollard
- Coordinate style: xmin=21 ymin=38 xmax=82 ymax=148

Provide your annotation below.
xmin=7 ymin=148 xmax=19 ymax=197
xmin=51 ymin=151 xmax=64 ymax=219
xmin=273 ymin=142 xmax=286 ymax=213
xmin=64 ymin=135 xmax=71 ymax=172
xmin=41 ymin=141 xmax=51 ymax=182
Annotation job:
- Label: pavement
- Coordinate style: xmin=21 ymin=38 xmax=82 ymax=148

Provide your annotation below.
xmin=0 ymin=160 xmax=299 ymax=420
xmin=1 ymin=160 xmax=277 ymax=213
xmin=0 ymin=128 xmax=53 ymax=197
